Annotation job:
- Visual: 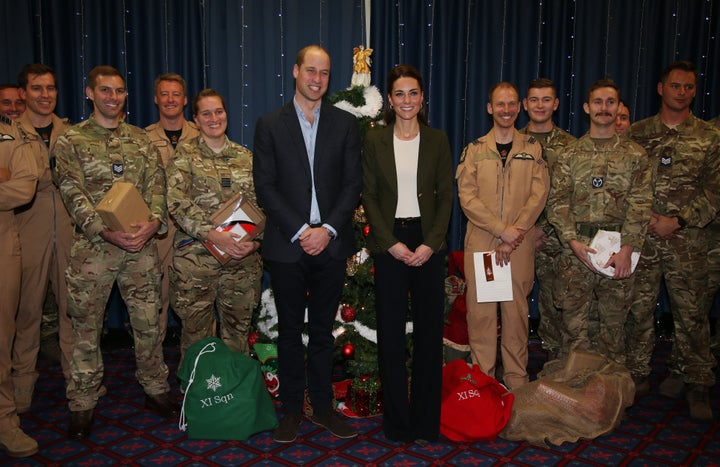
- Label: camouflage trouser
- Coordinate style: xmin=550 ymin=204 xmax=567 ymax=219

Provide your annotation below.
xmin=705 ymin=225 xmax=720 ymax=357
xmin=170 ymin=242 xmax=262 ymax=362
xmin=65 ymin=237 xmax=170 ymax=411
xmin=41 ymin=289 xmax=58 ymax=338
xmin=535 ymin=247 xmax=562 ymax=358
xmin=553 ymin=247 xmax=634 ymax=364
xmin=627 ymin=229 xmax=715 ymax=385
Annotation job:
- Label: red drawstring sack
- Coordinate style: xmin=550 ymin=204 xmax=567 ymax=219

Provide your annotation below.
xmin=440 ymin=359 xmax=514 ymax=442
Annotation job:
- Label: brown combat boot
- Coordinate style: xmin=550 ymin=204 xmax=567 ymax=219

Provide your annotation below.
xmin=632 ymin=375 xmax=650 ymax=398
xmin=658 ymin=373 xmax=685 ymax=398
xmin=14 ymin=385 xmax=34 ymax=414
xmin=0 ymin=427 xmax=39 ymax=457
xmin=686 ymin=385 xmax=713 ymax=421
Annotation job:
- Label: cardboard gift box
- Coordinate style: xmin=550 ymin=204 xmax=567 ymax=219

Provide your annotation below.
xmin=203 ymin=191 xmax=265 ymax=265
xmin=96 ymin=182 xmax=152 ymax=233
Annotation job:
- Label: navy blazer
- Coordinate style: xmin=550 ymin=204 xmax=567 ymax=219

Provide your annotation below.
xmin=361 ymin=123 xmax=454 ymax=254
xmin=253 ymin=100 xmax=362 ymax=262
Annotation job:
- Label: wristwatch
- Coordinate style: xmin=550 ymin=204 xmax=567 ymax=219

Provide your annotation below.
xmin=322 ymin=226 xmax=336 ymax=239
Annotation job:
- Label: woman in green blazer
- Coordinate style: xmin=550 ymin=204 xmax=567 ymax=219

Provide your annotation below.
xmin=362 ymin=64 xmax=454 ymax=443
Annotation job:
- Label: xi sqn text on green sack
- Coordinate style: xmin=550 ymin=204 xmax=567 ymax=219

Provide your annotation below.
xmin=178 ymin=337 xmax=278 ymax=440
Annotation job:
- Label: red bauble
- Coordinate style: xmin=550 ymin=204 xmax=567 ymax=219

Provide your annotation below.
xmin=340 ymin=304 xmax=356 ymax=322
xmin=370 ymin=266 xmax=375 ymax=276
xmin=248 ymin=332 xmax=259 ymax=348
xmin=341 ymin=343 xmax=355 ymax=359
xmin=362 ymin=225 xmax=370 ymax=237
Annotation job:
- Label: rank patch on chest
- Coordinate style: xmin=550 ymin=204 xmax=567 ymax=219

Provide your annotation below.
xmin=660 ymin=156 xmax=672 ymax=167
xmin=221 ymin=177 xmax=231 ymax=188
xmin=591 ymin=177 xmax=604 ymax=188
xmin=112 ymin=163 xmax=124 ymax=175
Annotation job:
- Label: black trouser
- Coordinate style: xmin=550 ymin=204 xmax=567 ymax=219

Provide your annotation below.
xmin=268 ymin=252 xmax=346 ymax=415
xmin=374 ymin=222 xmax=445 ymax=441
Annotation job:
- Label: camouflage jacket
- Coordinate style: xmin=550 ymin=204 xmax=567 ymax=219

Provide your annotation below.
xmin=547 ymin=132 xmax=653 ymax=250
xmin=166 ymin=136 xmax=256 ymax=242
xmin=52 ymin=116 xmax=167 ymax=242
xmin=708 ymin=115 xmax=720 ymax=129
xmin=519 ymin=124 xmax=576 ymax=173
xmin=627 ymin=113 xmax=720 ymax=228
xmin=519 ymin=124 xmax=577 ymax=254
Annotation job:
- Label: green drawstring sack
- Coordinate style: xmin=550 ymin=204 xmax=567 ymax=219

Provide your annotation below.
xmin=178 ymin=337 xmax=279 ymax=440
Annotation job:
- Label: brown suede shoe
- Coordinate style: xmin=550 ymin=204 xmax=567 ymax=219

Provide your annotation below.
xmin=68 ymin=409 xmax=94 ymax=440
xmin=145 ymin=392 xmax=180 ymax=419
xmin=273 ymin=413 xmax=302 ymax=443
xmin=310 ymin=410 xmax=357 ymax=439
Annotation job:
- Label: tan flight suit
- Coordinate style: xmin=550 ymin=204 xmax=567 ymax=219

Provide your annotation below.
xmin=456 ymin=128 xmax=549 ymax=389
xmin=0 ymin=118 xmax=39 ymax=431
xmin=14 ymin=114 xmax=73 ymax=385
xmin=145 ymin=120 xmax=199 ymax=343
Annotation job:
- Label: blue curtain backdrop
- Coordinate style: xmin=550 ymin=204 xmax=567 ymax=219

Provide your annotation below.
xmin=1 ymin=0 xmax=719 ymax=251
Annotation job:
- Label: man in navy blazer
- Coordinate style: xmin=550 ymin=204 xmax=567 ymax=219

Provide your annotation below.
xmin=253 ymin=45 xmax=362 ymax=443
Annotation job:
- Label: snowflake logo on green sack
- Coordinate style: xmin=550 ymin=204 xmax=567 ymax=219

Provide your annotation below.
xmin=206 ymin=374 xmax=222 ymax=392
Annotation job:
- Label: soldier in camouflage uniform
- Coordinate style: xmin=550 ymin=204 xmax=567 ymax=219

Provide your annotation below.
xmin=615 ymin=100 xmax=631 ymax=135
xmin=145 ymin=73 xmax=200 ymax=346
xmin=0 ymin=116 xmax=40 ymax=457
xmin=707 ymin=115 xmax=720 ymax=363
xmin=166 ymin=89 xmax=262 ymax=360
xmin=520 ymin=78 xmax=576 ymax=360
xmin=626 ymin=62 xmax=720 ymax=421
xmin=53 ymin=66 xmax=177 ymax=440
xmin=547 ymin=79 xmax=653 ymax=367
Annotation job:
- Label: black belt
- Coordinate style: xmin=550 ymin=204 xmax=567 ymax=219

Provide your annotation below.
xmin=395 ymin=217 xmax=421 ymax=226
xmin=576 ymin=223 xmax=621 ymax=238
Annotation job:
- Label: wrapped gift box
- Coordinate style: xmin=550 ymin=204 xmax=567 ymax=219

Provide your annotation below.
xmin=96 ymin=182 xmax=151 ymax=233
xmin=346 ymin=376 xmax=383 ymax=417
xmin=203 ymin=191 xmax=265 ymax=265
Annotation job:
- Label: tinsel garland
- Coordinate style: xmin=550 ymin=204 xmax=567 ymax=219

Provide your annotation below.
xmin=256 ymin=279 xmax=414 ymax=345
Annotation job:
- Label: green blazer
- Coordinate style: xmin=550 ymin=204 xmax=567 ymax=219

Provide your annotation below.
xmin=361 ymin=123 xmax=454 ymax=254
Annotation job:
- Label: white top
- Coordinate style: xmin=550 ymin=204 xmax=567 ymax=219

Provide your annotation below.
xmin=393 ymin=133 xmax=421 ymax=218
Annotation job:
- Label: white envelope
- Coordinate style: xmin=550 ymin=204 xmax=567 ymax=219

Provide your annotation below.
xmin=587 ymin=230 xmax=640 ymax=278
xmin=473 ymin=251 xmax=513 ymax=302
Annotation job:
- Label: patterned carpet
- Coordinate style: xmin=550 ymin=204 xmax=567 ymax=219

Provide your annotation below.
xmin=2 ymin=336 xmax=718 ymax=466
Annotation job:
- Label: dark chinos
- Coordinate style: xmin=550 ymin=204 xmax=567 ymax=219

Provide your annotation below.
xmin=362 ymin=124 xmax=454 ymax=442
xmin=253 ymin=100 xmax=362 ymax=416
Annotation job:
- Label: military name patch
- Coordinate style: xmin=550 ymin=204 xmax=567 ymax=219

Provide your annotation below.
xmin=112 ymin=163 xmax=124 ymax=175
xmin=660 ymin=156 xmax=672 ymax=167
xmin=592 ymin=177 xmax=604 ymax=188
